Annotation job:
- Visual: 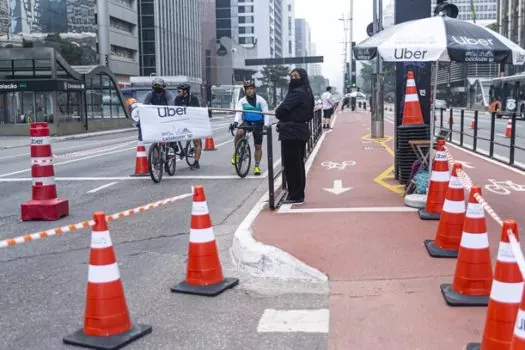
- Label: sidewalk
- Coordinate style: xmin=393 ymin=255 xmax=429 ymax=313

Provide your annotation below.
xmin=250 ymin=110 xmax=525 ymax=349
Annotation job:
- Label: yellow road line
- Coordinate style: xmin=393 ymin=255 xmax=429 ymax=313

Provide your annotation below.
xmin=361 ymin=133 xmax=404 ymax=196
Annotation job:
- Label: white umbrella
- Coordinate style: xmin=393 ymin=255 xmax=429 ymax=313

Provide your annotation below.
xmin=353 ymin=13 xmax=525 ymax=163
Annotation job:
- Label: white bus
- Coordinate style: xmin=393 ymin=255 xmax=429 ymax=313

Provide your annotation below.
xmin=489 ymin=73 xmax=525 ymax=119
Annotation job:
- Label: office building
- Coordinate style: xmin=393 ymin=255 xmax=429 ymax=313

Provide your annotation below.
xmin=283 ymin=0 xmax=295 ymax=58
xmin=105 ymin=0 xmax=140 ymax=80
xmin=138 ymin=0 xmax=202 ymax=80
xmin=431 ymin=0 xmax=497 ymax=24
xmin=0 ymin=0 xmax=8 ymax=35
xmin=310 ymin=43 xmax=321 ymax=76
xmin=295 ymin=18 xmax=311 ymax=71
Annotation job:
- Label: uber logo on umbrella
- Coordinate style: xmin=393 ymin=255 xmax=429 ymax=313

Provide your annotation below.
xmin=394 ymin=48 xmax=428 ymax=60
xmin=451 ymin=36 xmax=495 ymax=46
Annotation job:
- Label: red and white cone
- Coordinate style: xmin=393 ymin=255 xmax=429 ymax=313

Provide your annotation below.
xmin=130 ymin=141 xmax=149 ymax=176
xmin=21 ymin=122 xmax=69 ymax=221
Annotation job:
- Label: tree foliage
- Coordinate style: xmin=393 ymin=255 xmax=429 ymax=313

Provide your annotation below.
xmin=259 ymin=65 xmax=290 ymax=106
xmin=359 ymin=61 xmax=396 ymax=96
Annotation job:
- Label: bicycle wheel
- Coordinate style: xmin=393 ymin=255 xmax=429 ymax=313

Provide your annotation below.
xmin=185 ymin=139 xmax=197 ymax=167
xmin=148 ymin=143 xmax=163 ymax=183
xmin=235 ymin=139 xmax=251 ymax=178
xmin=165 ymin=143 xmax=177 ymax=176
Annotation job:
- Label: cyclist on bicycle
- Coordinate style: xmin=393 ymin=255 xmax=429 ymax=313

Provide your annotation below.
xmin=174 ymin=83 xmax=202 ymax=170
xmin=230 ymin=80 xmax=269 ymax=176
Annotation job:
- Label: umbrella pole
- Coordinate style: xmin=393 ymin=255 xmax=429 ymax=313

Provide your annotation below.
xmin=429 ymin=61 xmax=438 ymax=170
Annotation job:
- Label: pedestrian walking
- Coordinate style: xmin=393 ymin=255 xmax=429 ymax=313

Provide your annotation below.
xmin=275 ymin=68 xmax=315 ymax=205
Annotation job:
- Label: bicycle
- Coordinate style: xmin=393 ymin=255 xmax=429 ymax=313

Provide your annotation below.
xmin=230 ymin=123 xmax=265 ymax=178
xmin=147 ymin=139 xmax=197 ymax=183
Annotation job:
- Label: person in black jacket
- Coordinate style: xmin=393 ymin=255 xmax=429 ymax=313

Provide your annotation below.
xmin=275 ymin=68 xmax=315 ymax=205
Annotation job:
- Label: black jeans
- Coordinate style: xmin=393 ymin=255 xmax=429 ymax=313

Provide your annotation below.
xmin=282 ymin=139 xmax=306 ymax=200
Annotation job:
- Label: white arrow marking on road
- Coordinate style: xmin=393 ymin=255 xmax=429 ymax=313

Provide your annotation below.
xmin=323 ymin=180 xmax=352 ymax=195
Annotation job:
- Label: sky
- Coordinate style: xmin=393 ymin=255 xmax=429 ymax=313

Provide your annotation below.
xmin=295 ymin=0 xmax=377 ymax=92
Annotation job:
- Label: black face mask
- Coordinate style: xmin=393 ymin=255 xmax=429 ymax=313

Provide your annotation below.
xmin=154 ymin=87 xmax=164 ymax=94
xmin=289 ymin=79 xmax=303 ymax=89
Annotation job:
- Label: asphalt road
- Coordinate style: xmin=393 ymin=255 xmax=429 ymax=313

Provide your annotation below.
xmin=0 ymin=117 xmax=328 ymax=350
xmin=384 ymin=107 xmax=525 ymax=168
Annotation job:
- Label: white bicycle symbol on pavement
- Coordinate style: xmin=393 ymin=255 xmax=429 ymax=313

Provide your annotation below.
xmin=484 ymin=179 xmax=525 ymax=195
xmin=321 ymin=160 xmax=357 ymax=170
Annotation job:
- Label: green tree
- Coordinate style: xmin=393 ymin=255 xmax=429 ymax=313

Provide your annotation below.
xmin=309 ymin=75 xmax=329 ymax=96
xmin=260 ymin=65 xmax=290 ymax=106
xmin=359 ymin=61 xmax=396 ymax=97
xmin=486 ymin=22 xmax=498 ymax=32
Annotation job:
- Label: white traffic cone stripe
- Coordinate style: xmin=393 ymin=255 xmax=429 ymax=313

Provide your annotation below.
xmin=466 ymin=203 xmax=485 ymax=219
xmin=442 ymin=199 xmax=465 ymax=214
xmin=514 ymin=309 xmax=525 ymax=339
xmin=430 ymin=170 xmax=450 ymax=182
xmin=448 ymin=176 xmax=463 ymax=189
xmin=460 ymin=232 xmax=489 ymax=249
xmin=405 ymin=94 xmax=419 ymax=102
xmin=189 ymin=227 xmax=215 ymax=243
xmin=498 ymin=242 xmax=518 ymax=263
xmin=32 ymin=176 xmax=55 ymax=186
xmin=406 ymin=80 xmax=416 ymax=87
xmin=91 ymin=230 xmax=113 ymax=249
xmin=192 ymin=201 xmax=209 ymax=215
xmin=30 ymin=136 xmax=51 ymax=145
xmin=31 ymin=157 xmax=53 ymax=165
xmin=137 ymin=151 xmax=147 ymax=157
xmin=435 ymin=151 xmax=448 ymax=161
xmin=88 ymin=263 xmax=121 ymax=283
xmin=490 ymin=279 xmax=524 ymax=303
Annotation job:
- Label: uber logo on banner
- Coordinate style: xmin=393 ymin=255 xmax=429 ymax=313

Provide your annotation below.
xmin=451 ymin=36 xmax=495 ymax=46
xmin=157 ymin=107 xmax=188 ymax=118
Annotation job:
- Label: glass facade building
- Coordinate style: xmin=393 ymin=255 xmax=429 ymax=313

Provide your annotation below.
xmin=0 ymin=48 xmax=130 ymax=136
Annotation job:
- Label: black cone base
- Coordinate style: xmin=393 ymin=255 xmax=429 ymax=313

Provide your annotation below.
xmin=171 ymin=277 xmax=239 ymax=297
xmin=63 ymin=323 xmax=152 ymax=350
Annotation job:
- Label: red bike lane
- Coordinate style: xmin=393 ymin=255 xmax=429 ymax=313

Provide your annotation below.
xmin=252 ymin=109 xmax=525 ymax=349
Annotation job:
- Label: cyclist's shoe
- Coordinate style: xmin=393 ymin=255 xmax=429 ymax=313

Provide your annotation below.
xmin=253 ymin=166 xmax=261 ymax=176
xmin=191 ymin=161 xmax=200 ymax=170
xmin=231 ymin=154 xmax=238 ymax=165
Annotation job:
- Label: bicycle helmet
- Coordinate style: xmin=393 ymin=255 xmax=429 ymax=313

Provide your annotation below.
xmin=177 ymin=83 xmax=191 ymax=92
xmin=243 ymin=80 xmax=255 ymax=88
xmin=152 ymin=78 xmax=166 ymax=91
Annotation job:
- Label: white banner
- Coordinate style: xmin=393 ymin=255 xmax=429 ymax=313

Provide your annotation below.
xmin=137 ymin=105 xmax=213 ymax=143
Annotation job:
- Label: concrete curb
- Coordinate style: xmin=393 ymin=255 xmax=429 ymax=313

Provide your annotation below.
xmin=230 ymin=113 xmax=342 ymax=283
xmin=230 ymin=178 xmax=328 ymax=283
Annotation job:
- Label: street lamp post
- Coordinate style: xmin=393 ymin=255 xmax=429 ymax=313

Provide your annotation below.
xmin=372 ymin=0 xmax=384 ymax=138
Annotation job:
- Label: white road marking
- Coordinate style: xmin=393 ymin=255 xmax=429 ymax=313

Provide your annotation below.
xmin=86 ymin=182 xmax=118 ymax=194
xmin=257 ymin=309 xmax=329 ymax=333
xmin=0 ymin=175 xmax=264 ymax=181
xmin=278 ymin=205 xmax=418 ymax=214
xmin=0 ymin=135 xmax=137 ymax=161
xmin=0 ymin=126 xmax=238 ymax=178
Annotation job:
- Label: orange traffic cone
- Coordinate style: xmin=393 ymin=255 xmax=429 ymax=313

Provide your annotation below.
xmin=441 ymin=185 xmax=492 ymax=306
xmin=171 ymin=185 xmax=239 ymax=296
xmin=63 ymin=212 xmax=152 ymax=349
xmin=419 ymin=139 xmax=450 ymax=220
xmin=130 ymin=141 xmax=149 ymax=176
xmin=401 ymin=71 xmax=424 ymax=125
xmin=204 ymin=136 xmax=217 ymax=151
xmin=506 ymin=119 xmax=513 ymax=138
xmin=466 ymin=220 xmax=523 ymax=350
xmin=424 ymin=162 xmax=466 ymax=258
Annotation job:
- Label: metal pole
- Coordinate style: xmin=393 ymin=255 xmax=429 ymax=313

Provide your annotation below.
xmin=96 ymin=0 xmax=110 ymax=68
xmin=372 ymin=0 xmax=384 ymax=138
xmin=349 ymin=0 xmax=354 ymax=89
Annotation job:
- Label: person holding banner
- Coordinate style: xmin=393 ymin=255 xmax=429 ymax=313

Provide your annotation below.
xmin=175 ymin=83 xmax=202 ymax=170
xmin=139 ymin=78 xmax=175 ymax=140
xmin=275 ymin=68 xmax=315 ymax=205
xmin=231 ymin=80 xmax=270 ymax=176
